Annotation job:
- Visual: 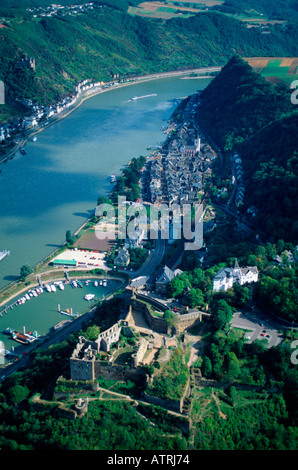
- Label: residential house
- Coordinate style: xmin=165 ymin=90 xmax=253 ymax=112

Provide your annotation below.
xmin=213 ymin=259 xmax=258 ymax=292
xmin=155 ymin=265 xmax=183 ymax=293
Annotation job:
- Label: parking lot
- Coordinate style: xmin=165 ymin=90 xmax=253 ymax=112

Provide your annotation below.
xmin=53 ymin=248 xmax=111 ymax=271
xmin=231 ymin=310 xmax=283 ymax=348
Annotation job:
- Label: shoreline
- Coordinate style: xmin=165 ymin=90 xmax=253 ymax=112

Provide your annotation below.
xmin=0 ymin=66 xmax=219 ymax=303
xmin=0 ymin=272 xmax=126 ymax=311
xmin=0 ymin=66 xmax=221 ymax=166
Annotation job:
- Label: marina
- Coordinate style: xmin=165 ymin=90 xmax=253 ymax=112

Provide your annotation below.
xmin=0 ymin=278 xmax=121 ymax=361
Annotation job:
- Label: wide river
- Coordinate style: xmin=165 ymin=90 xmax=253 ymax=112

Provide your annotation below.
xmin=0 ymin=75 xmax=211 ymax=358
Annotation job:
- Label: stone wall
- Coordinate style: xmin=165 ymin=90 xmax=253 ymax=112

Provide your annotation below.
xmin=131 ymin=298 xmax=169 ymax=334
xmin=93 ymin=362 xmax=146 ymax=384
xmin=131 ymin=297 xmax=204 ymax=334
xmin=132 ymin=337 xmax=149 ymax=367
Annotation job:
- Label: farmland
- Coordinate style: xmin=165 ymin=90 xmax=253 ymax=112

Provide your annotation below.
xmin=128 ymin=0 xmax=224 ymax=19
xmin=245 ymin=57 xmax=298 ymax=85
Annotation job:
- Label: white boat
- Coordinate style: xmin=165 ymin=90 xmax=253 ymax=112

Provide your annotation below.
xmin=94 ymin=281 xmax=98 ymax=287
xmin=32 ymin=136 xmax=37 ymax=142
xmin=103 ymin=280 xmax=107 ymax=287
xmin=45 ymin=284 xmax=51 ymax=292
xmin=32 ymin=290 xmax=38 ymax=297
xmin=0 ymin=250 xmax=10 ymax=262
xmin=84 ymin=294 xmax=95 ymax=301
xmin=51 ymin=284 xmax=56 ymax=292
xmin=131 ymin=94 xmax=157 ymax=101
xmin=99 ymin=280 xmax=102 ymax=286
xmin=72 ymin=281 xmax=77 ymax=288
xmin=58 ymin=283 xmax=64 ymax=290
xmin=25 ymin=294 xmax=30 ymax=301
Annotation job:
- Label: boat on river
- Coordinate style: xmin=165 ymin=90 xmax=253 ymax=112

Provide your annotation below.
xmin=84 ymin=294 xmax=95 ymax=301
xmin=131 ymin=94 xmax=157 ymax=101
xmin=0 ymin=250 xmax=10 ymax=262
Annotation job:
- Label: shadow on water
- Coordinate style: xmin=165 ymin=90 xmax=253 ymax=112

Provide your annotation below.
xmin=73 ymin=210 xmax=95 ymax=219
xmin=3 ymin=275 xmax=19 ymax=282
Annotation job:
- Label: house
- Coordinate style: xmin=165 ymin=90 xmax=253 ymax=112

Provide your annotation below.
xmin=155 ymin=265 xmax=183 ymax=293
xmin=213 ymin=259 xmax=258 ymax=292
xmin=114 ymin=247 xmax=130 ymax=268
xmin=22 ymin=116 xmax=38 ymax=129
xmin=155 ymin=265 xmax=175 ymax=293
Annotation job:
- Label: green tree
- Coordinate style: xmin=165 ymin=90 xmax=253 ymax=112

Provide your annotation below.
xmin=213 ymin=299 xmax=233 ymax=331
xmin=164 ymin=309 xmax=177 ymax=329
xmin=7 ymin=384 xmax=29 ymax=404
xmin=187 ymin=288 xmax=205 ymax=308
xmin=201 ymin=355 xmax=212 ymax=378
xmin=167 ymin=276 xmax=185 ymax=298
xmin=84 ymin=325 xmax=101 ymax=341
xmin=225 ymin=352 xmax=240 ymax=381
xmin=20 ymin=264 xmax=33 ymax=279
xmin=66 ymin=230 xmax=74 ymax=245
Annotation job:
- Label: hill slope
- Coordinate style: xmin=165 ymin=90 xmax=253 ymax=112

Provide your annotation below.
xmin=0 ymin=7 xmax=298 ymax=121
xmin=197 ymin=55 xmax=298 ymax=243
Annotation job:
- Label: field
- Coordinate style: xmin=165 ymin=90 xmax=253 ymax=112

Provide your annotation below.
xmin=245 ymin=57 xmax=298 ymax=85
xmin=128 ymin=0 xmax=282 ymax=23
xmin=73 ymin=227 xmax=116 ymax=252
xmin=128 ymin=0 xmax=224 ymax=19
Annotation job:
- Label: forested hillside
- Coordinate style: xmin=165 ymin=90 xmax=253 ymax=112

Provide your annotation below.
xmin=197 ymin=55 xmax=298 ymax=243
xmin=240 ymin=113 xmax=298 ymax=242
xmin=210 ymin=0 xmax=298 ymax=22
xmin=0 ymin=5 xmax=298 ymax=121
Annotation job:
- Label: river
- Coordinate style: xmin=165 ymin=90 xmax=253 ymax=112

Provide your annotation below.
xmin=0 ymin=74 xmax=211 ymax=360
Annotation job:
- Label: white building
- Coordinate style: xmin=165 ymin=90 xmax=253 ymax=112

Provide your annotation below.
xmin=213 ymin=259 xmax=258 ymax=292
xmin=22 ymin=116 xmax=38 ymax=129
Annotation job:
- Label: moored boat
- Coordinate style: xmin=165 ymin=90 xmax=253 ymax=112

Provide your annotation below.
xmin=84 ymin=294 xmax=95 ymax=301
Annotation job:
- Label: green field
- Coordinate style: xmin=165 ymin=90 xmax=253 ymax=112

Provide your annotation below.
xmin=245 ymin=57 xmax=298 ymax=86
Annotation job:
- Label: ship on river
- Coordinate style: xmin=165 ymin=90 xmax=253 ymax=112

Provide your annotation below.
xmin=130 ymin=93 xmax=157 ymax=101
xmin=0 ymin=250 xmax=10 ymax=262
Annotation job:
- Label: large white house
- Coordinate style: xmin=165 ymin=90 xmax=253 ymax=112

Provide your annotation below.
xmin=213 ymin=259 xmax=258 ymax=292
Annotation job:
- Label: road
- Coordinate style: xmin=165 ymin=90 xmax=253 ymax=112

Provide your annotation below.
xmin=131 ymin=237 xmax=166 ymax=279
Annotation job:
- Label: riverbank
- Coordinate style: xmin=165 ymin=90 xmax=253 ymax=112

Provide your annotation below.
xmin=0 ymin=66 xmax=221 ymax=166
xmin=0 ymin=271 xmax=127 ymax=312
xmin=0 ymin=70 xmax=215 ymax=309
